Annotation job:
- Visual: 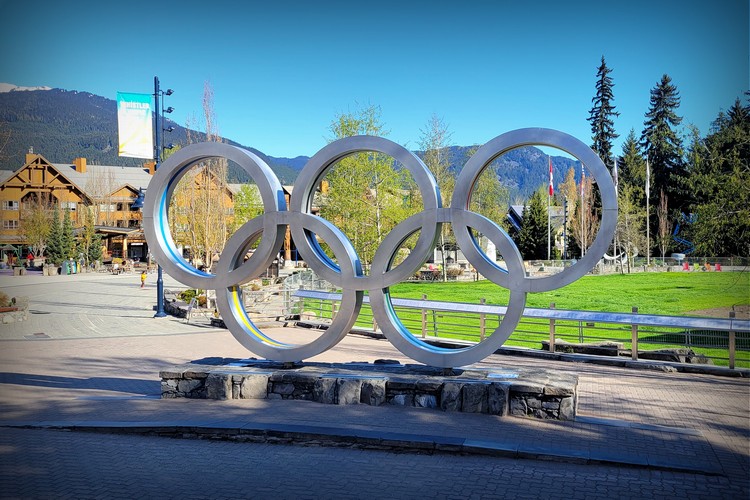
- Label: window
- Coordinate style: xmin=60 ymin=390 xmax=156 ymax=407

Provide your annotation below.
xmin=3 ymin=220 xmax=19 ymax=229
xmin=2 ymin=201 xmax=19 ymax=211
xmin=61 ymin=201 xmax=77 ymax=211
xmin=100 ymin=204 xmax=116 ymax=212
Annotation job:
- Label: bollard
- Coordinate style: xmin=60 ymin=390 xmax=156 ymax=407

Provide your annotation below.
xmin=729 ymin=311 xmax=736 ymax=369
xmin=549 ymin=302 xmax=556 ymax=353
xmin=480 ymin=298 xmax=487 ymax=341
xmin=631 ymin=306 xmax=639 ymax=360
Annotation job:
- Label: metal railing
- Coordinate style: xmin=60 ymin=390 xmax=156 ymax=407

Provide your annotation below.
xmin=291 ymin=290 xmax=750 ymax=369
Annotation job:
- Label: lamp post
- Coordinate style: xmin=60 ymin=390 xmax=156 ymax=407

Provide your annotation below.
xmin=562 ymin=196 xmax=568 ymax=260
xmin=152 ymin=76 xmax=174 ymax=318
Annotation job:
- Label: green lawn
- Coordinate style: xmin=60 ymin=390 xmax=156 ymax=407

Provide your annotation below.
xmin=388 ymin=271 xmax=749 ymax=317
xmin=301 ymin=271 xmax=749 ymax=367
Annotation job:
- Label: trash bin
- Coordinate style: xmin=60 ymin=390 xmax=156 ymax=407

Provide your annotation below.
xmin=62 ymin=260 xmax=70 ymax=275
xmin=70 ymin=260 xmax=77 ymax=274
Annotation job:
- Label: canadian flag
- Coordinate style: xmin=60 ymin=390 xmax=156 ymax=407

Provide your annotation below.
xmin=548 ymin=156 xmax=554 ymax=197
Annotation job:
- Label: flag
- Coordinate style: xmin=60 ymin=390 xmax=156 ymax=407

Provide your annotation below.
xmin=580 ymin=165 xmax=585 ymax=198
xmin=613 ymin=156 xmax=618 ymax=194
xmin=548 ymin=156 xmax=554 ymax=197
xmin=117 ymin=92 xmax=153 ymax=159
xmin=645 ymin=158 xmax=650 ymax=198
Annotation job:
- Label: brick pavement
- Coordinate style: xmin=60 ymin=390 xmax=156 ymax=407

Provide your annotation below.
xmin=0 ymin=426 xmax=741 ymax=500
xmin=0 ymin=272 xmax=748 ymax=498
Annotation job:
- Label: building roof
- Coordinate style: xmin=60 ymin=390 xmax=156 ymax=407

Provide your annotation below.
xmin=52 ymin=163 xmax=154 ymax=197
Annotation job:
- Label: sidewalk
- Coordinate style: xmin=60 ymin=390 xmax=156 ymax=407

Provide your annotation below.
xmin=0 ymin=272 xmax=748 ymax=496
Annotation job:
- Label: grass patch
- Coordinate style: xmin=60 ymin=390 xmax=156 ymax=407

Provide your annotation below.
xmin=299 ymin=271 xmax=750 ymax=367
xmin=388 ymin=271 xmax=749 ymax=316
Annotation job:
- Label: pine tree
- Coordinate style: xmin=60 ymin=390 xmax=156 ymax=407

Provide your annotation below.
xmin=61 ymin=209 xmax=76 ymax=260
xmin=640 ymin=74 xmax=685 ymax=210
xmin=688 ymin=97 xmax=750 ymax=256
xmin=517 ymin=190 xmax=548 ymax=260
xmin=619 ymin=129 xmax=647 ymax=207
xmin=588 ymin=56 xmax=620 ymax=169
xmin=46 ymin=205 xmax=63 ymax=265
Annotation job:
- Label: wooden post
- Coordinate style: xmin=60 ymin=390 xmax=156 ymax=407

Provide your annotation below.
xmin=631 ymin=306 xmax=639 ymax=360
xmin=549 ymin=303 xmax=556 ymax=353
xmin=331 ymin=301 xmax=337 ymax=319
xmin=729 ymin=311 xmax=736 ymax=370
xmin=421 ymin=294 xmax=427 ymax=338
xmin=480 ymin=298 xmax=486 ymax=341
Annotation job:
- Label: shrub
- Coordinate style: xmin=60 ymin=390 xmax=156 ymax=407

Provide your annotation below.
xmin=446 ymin=266 xmax=463 ymax=278
xmin=179 ymin=289 xmax=198 ymax=302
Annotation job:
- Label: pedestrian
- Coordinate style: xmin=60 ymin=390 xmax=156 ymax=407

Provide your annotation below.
xmin=140 ymin=270 xmax=147 ymax=288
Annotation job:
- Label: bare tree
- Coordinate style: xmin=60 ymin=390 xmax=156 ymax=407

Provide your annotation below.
xmin=616 ymin=184 xmax=646 ymax=272
xmin=85 ymin=166 xmax=117 ymax=226
xmin=419 ymin=114 xmax=454 ymax=280
xmin=169 ymin=81 xmax=230 ymax=268
xmin=20 ymin=193 xmax=53 ymax=258
xmin=570 ymin=173 xmax=599 ymax=257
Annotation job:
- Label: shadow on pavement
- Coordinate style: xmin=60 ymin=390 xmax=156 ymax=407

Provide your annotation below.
xmin=0 ymin=372 xmax=159 ymax=396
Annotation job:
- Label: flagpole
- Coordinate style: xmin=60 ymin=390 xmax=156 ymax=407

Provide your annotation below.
xmin=548 ymin=191 xmax=551 ymax=260
xmin=548 ymin=155 xmax=552 ymax=261
xmin=646 ymin=158 xmax=650 ymax=266
xmin=580 ymin=164 xmax=585 ymax=257
xmin=613 ymin=156 xmax=621 ymax=272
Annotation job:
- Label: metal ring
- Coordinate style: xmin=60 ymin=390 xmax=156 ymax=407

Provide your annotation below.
xmin=143 ymin=129 xmax=616 ymax=367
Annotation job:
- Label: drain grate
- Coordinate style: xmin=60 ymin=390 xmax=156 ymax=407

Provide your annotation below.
xmin=24 ymin=332 xmax=51 ymax=340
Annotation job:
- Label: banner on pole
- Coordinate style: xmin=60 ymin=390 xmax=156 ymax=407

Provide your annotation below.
xmin=117 ymin=92 xmax=153 ymax=159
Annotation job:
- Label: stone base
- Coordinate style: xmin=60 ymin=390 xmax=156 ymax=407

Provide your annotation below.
xmin=160 ymin=360 xmax=578 ymax=421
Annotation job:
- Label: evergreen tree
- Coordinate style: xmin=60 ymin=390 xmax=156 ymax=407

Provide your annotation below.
xmin=588 ymin=56 xmax=620 ymax=169
xmin=46 ymin=205 xmax=63 ymax=265
xmin=688 ymin=97 xmax=750 ymax=256
xmin=517 ymin=190 xmax=548 ymax=260
xmin=640 ymin=74 xmax=685 ymax=210
xmin=61 ymin=209 xmax=76 ymax=260
xmin=619 ymin=129 xmax=647 ymax=208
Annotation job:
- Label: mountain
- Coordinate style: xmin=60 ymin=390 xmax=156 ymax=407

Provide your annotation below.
xmin=0 ymin=85 xmax=580 ymax=198
xmin=0 ymin=86 xmax=301 ymax=184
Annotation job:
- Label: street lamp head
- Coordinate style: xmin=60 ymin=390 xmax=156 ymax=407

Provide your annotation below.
xmin=165 ymin=106 xmax=174 ymax=114
xmin=164 ymin=143 xmax=175 ymax=150
xmin=165 ymin=89 xmax=174 ymax=96
xmin=131 ymin=188 xmax=145 ymax=210
xmin=164 ymin=126 xmax=175 ymax=133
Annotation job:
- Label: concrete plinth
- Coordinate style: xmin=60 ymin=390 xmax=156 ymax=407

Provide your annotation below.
xmin=161 ymin=359 xmax=579 ymax=421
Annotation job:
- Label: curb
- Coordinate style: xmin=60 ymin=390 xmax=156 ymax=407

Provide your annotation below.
xmin=2 ymin=421 xmax=724 ymax=476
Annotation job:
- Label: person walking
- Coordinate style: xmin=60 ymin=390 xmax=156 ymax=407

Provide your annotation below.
xmin=140 ymin=270 xmax=147 ymax=288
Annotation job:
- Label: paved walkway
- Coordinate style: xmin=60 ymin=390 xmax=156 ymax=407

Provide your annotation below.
xmin=0 ymin=272 xmax=748 ymax=498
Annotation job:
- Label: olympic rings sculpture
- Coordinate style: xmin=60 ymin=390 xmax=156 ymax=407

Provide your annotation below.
xmin=143 ymin=128 xmax=617 ymax=368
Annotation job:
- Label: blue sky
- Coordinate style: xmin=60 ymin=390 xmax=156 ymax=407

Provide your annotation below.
xmin=1 ymin=0 xmax=747 ymax=158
